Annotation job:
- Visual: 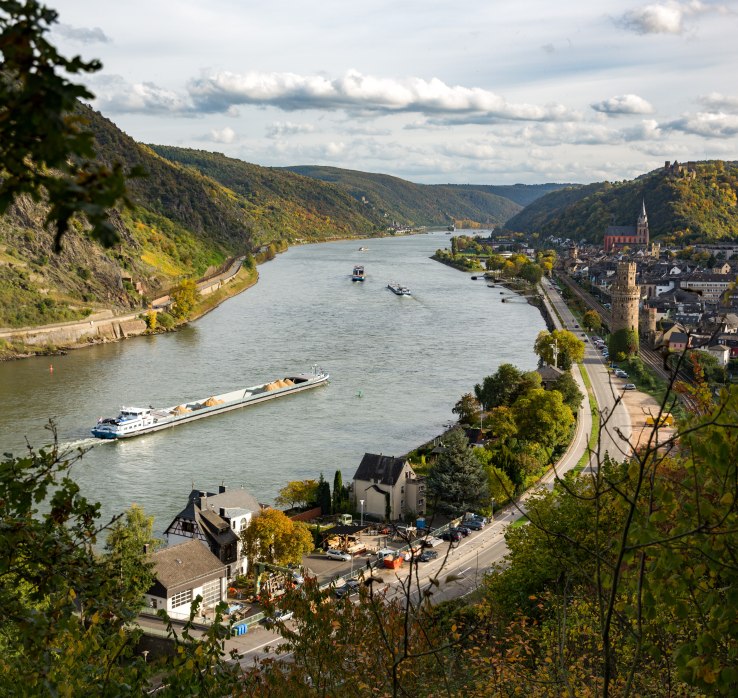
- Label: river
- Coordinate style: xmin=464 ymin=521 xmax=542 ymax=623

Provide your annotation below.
xmin=0 ymin=232 xmax=545 ymax=535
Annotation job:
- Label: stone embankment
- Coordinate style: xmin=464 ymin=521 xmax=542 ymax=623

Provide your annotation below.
xmin=1 ymin=255 xmax=247 ymax=357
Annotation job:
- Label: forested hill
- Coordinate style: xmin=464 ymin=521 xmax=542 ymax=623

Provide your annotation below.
xmin=282 ymin=165 xmax=523 ymax=226
xmin=147 ymin=147 xmax=386 ymax=242
xmin=505 ymin=160 xmax=738 ymax=243
xmin=440 ymin=182 xmax=574 ymax=207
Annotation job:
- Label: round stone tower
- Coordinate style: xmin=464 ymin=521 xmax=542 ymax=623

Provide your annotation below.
xmin=611 ymin=262 xmax=640 ymax=334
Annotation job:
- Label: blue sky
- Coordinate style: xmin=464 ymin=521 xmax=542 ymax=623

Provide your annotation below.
xmin=50 ymin=0 xmax=738 ymax=184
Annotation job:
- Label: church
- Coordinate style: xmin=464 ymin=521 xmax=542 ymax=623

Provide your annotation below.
xmin=604 ymin=201 xmax=649 ymax=252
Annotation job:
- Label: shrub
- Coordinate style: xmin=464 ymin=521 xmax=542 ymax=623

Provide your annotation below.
xmin=156 ymin=311 xmax=175 ymax=329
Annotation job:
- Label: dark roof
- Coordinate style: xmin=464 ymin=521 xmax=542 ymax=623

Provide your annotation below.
xmin=536 ymin=365 xmax=565 ymax=383
xmin=669 ymin=332 xmax=689 ymax=344
xmin=353 ymin=453 xmax=408 ymax=486
xmin=149 ymin=540 xmax=226 ymax=595
xmin=605 ymin=225 xmax=637 ymax=236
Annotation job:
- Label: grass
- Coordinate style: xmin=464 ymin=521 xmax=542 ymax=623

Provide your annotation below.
xmin=572 ymin=361 xmax=600 ymax=475
xmin=510 ymin=515 xmax=529 ymax=528
xmin=186 ymin=265 xmax=258 ymax=323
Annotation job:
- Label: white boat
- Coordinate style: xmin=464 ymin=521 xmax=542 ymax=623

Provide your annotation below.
xmin=387 ymin=282 xmax=411 ymax=296
xmin=352 ymin=265 xmax=365 ymax=281
xmin=91 ymin=367 xmax=329 ymax=439
xmin=358 ymin=246 xmax=369 ymax=251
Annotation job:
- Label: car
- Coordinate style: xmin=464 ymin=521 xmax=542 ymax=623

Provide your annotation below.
xmin=614 ymin=370 xmax=628 ymax=379
xmin=333 ymin=579 xmax=360 ymax=599
xmin=583 ymin=337 xmax=588 ymax=342
xmin=452 ymin=526 xmax=471 ymax=537
xmin=574 ymin=324 xmax=579 ymax=328
xmin=464 ymin=519 xmax=484 ymax=531
xmin=623 ymin=383 xmax=636 ymax=390
xmin=264 ymin=609 xmax=294 ymax=626
xmin=465 ymin=513 xmax=488 ymax=524
xmin=441 ymin=530 xmax=463 ymax=542
xmin=418 ymin=549 xmax=439 ymax=562
xmin=325 ymin=548 xmax=352 ymax=561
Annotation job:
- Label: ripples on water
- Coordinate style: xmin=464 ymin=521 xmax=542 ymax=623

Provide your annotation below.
xmin=0 ymin=232 xmax=546 ymax=535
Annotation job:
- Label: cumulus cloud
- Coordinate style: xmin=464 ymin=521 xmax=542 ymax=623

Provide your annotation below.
xmin=698 ymin=92 xmax=738 ymax=113
xmin=665 ymin=111 xmax=738 ymax=138
xmin=265 ymin=121 xmax=315 ymax=138
xmin=617 ymin=1 xmax=725 ymax=35
xmin=53 ymin=23 xmax=111 ymax=44
xmin=91 ymin=76 xmax=194 ymax=115
xmin=186 ymin=69 xmax=576 ymax=122
xmin=622 ymin=119 xmax=663 ymax=141
xmin=591 ymin=94 xmax=655 ymax=115
xmin=209 ymin=127 xmax=238 ymax=144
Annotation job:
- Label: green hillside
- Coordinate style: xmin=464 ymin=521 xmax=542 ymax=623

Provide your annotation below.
xmin=283 ymin=165 xmax=522 ymax=226
xmin=0 ymin=109 xmax=384 ymax=329
xmin=442 ymin=183 xmax=574 ymax=207
xmin=148 ymin=147 xmax=386 ymax=244
xmin=506 ymin=161 xmax=738 ymax=243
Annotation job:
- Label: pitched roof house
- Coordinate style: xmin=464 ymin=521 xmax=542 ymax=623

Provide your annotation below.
xmin=145 ymin=540 xmax=228 ymax=621
xmin=353 ymin=453 xmax=425 ymax=522
xmin=164 ymin=485 xmax=261 ymax=579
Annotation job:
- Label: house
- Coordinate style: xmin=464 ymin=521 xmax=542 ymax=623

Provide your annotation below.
xmin=536 ymin=364 xmax=565 ymax=389
xmin=164 ymin=485 xmax=261 ymax=579
xmin=706 ymin=345 xmax=730 ymax=367
xmin=352 ymin=453 xmax=426 ymax=522
xmin=145 ymin=539 xmax=228 ymax=621
xmin=668 ymin=332 xmax=691 ymax=352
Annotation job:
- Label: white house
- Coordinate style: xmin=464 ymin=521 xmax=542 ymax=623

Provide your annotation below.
xmin=145 ymin=540 xmax=228 ymax=621
xmin=352 ymin=453 xmax=426 ymax=522
xmin=164 ymin=485 xmax=261 ymax=579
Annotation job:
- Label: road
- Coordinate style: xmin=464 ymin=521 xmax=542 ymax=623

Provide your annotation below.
xmin=230 ymin=279 xmax=635 ymax=668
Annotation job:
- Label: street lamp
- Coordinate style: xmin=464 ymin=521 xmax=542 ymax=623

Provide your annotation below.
xmin=359 ymin=499 xmax=364 ymax=527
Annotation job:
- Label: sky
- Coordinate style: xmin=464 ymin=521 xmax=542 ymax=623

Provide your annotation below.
xmin=48 ymin=0 xmax=738 ymax=185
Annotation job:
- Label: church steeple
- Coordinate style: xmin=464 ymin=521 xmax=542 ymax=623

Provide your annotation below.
xmin=638 ymin=198 xmax=647 ymax=224
xmin=636 ymin=199 xmax=649 ymax=245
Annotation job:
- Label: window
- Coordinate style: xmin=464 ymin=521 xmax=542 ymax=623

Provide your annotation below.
xmin=171 ymin=589 xmax=193 ymax=608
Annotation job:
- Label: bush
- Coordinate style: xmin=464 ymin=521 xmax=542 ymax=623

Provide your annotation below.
xmin=156 ymin=311 xmax=175 ymax=329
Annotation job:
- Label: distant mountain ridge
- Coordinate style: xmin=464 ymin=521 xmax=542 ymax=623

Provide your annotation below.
xmin=282 ymin=165 xmax=526 ymax=226
xmin=505 ymin=161 xmax=738 ymax=243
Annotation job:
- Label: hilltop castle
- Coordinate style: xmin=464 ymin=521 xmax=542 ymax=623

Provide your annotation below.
xmin=604 ymin=201 xmax=649 ymax=252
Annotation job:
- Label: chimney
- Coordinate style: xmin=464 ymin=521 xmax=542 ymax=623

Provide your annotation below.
xmin=219 ymin=507 xmax=226 ymax=517
xmin=219 ymin=484 xmax=227 ymax=494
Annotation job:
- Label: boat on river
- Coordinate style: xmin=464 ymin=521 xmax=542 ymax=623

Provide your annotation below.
xmin=352 ymin=265 xmax=365 ymax=281
xmin=91 ymin=367 xmax=329 ymax=439
xmin=387 ymin=282 xmax=411 ymax=296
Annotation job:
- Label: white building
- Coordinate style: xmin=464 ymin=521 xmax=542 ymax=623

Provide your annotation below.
xmin=164 ymin=485 xmax=261 ymax=579
xmin=145 ymin=540 xmax=228 ymax=621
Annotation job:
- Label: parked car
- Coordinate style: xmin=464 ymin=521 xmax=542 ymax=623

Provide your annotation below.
xmin=464 ymin=519 xmax=484 ymax=531
xmin=264 ymin=609 xmax=294 ymax=626
xmin=418 ymin=550 xmax=439 ymax=562
xmin=441 ymin=530 xmax=463 ymax=542
xmin=623 ymin=383 xmax=636 ymax=390
xmin=326 ymin=548 xmax=352 ymax=561
xmin=465 ymin=513 xmax=488 ymax=525
xmin=614 ymin=370 xmax=628 ymax=379
xmin=334 ymin=579 xmax=360 ymax=599
xmin=452 ymin=526 xmax=471 ymax=537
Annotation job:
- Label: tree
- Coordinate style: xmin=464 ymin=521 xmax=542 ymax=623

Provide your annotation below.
xmin=274 ymin=479 xmax=318 ymax=509
xmin=551 ymin=371 xmax=585 ymax=414
xmin=240 ymin=508 xmax=313 ymax=568
xmin=512 ymin=388 xmax=574 ymax=450
xmin=534 ymin=329 xmax=585 ymax=369
xmin=474 ymin=363 xmax=523 ymax=409
xmin=0 ymin=431 xmax=152 ymax=693
xmin=0 ymin=0 xmax=141 ymax=251
xmin=170 ymin=279 xmax=198 ymax=319
xmin=483 ymin=406 xmax=518 ymax=442
xmin=609 ymin=327 xmax=638 ymax=357
xmin=426 ymin=428 xmax=489 ymax=516
xmin=104 ymin=503 xmax=161 ymax=608
xmin=452 ymin=392 xmax=481 ymax=424
xmin=519 ymin=262 xmax=543 ymax=285
xmin=582 ymin=309 xmax=602 ymax=333
xmin=316 ymin=472 xmax=331 ymax=515
xmin=332 ymin=470 xmax=344 ymax=514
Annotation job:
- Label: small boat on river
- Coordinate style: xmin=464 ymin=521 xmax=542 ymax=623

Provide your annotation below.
xmin=352 ymin=265 xmax=365 ymax=281
xmin=387 ymin=282 xmax=411 ymax=296
xmin=358 ymin=246 xmax=369 ymax=252
xmin=91 ymin=367 xmax=329 ymax=439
